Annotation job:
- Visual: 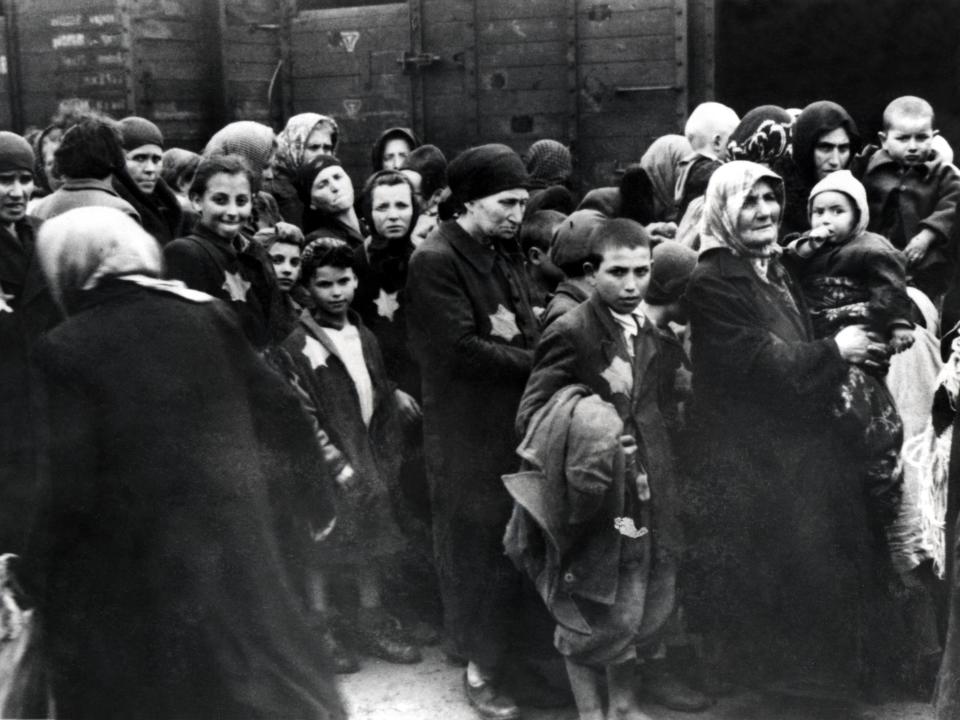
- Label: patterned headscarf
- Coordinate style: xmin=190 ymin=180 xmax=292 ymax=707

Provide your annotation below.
xmin=524 ymin=139 xmax=572 ymax=187
xmin=204 ymin=121 xmax=275 ymax=175
xmin=726 ymin=105 xmax=793 ymax=166
xmin=640 ymin=134 xmax=692 ymax=221
xmin=36 ymin=206 xmax=162 ymax=313
xmin=273 ymin=113 xmax=340 ymax=177
xmin=699 ymin=160 xmax=785 ymax=259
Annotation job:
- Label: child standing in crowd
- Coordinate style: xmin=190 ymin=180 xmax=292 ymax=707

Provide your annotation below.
xmin=540 ymin=208 xmax=605 ymax=330
xmin=785 ymin=169 xmax=910 ymax=540
xmin=519 ymin=209 xmax=566 ymax=319
xmin=284 ymin=237 xmax=423 ymax=670
xmin=675 ymin=102 xmax=740 ymax=217
xmin=513 ymin=219 xmax=682 ymax=720
xmin=164 ymin=154 xmax=283 ymax=350
xmin=853 ymin=96 xmax=960 ymax=301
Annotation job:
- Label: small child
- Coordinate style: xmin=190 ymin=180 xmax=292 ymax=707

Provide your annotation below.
xmin=539 ymin=209 xmax=605 ymax=330
xmin=513 ymin=219 xmax=682 ymax=720
xmin=785 ymin=169 xmax=910 ymax=528
xmin=520 ymin=208 xmax=566 ymax=318
xmin=676 ymin=102 xmax=740 ymax=218
xmin=854 ymin=96 xmax=960 ymax=300
xmin=283 ymin=237 xmax=423 ymax=669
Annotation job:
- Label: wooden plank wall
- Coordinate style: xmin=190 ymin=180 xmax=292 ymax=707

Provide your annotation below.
xmin=290 ymin=3 xmax=412 ymax=184
xmin=0 ymin=14 xmax=10 ymax=129
xmin=14 ymin=0 xmax=133 ymax=129
xmin=222 ymin=0 xmax=282 ymax=127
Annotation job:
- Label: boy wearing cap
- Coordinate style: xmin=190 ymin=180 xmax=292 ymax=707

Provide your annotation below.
xmin=0 ymin=131 xmax=62 ymax=554
xmin=406 ymin=143 xmax=540 ymax=720
xmin=540 ymin=209 xmax=605 ymax=330
xmin=515 ymin=219 xmax=685 ymax=720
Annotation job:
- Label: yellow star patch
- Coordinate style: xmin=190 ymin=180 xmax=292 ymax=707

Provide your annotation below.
xmin=374 ymin=289 xmax=400 ymax=321
xmin=222 ymin=271 xmax=251 ymax=303
xmin=302 ymin=335 xmax=330 ymax=370
xmin=601 ymin=356 xmax=633 ymax=396
xmin=0 ymin=284 xmax=13 ymax=314
xmin=489 ymin=304 xmax=520 ymax=342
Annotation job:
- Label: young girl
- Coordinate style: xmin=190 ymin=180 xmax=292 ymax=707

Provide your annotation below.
xmin=785 ymin=169 xmax=912 ymax=531
xmin=164 ymin=153 xmax=283 ymax=349
xmin=284 ymin=236 xmax=422 ymax=670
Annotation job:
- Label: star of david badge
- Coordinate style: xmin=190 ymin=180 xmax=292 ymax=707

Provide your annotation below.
xmin=302 ymin=335 xmax=330 ymax=370
xmin=601 ymin=356 xmax=633 ymax=396
xmin=489 ymin=304 xmax=520 ymax=342
xmin=222 ymin=271 xmax=251 ymax=303
xmin=375 ymin=289 xmax=400 ymax=321
xmin=0 ymin=285 xmax=14 ymax=314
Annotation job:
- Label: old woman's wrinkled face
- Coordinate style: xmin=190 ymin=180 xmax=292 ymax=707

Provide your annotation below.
xmin=735 ymin=179 xmax=780 ymax=251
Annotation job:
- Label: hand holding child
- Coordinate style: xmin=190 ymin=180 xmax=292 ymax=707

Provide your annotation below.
xmin=904 ymin=229 xmax=936 ymax=266
xmin=889 ymin=327 xmax=916 ymax=354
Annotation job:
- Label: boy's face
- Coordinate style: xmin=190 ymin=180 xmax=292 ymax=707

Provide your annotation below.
xmin=880 ymin=113 xmax=935 ymax=167
xmin=813 ymin=127 xmax=851 ymax=179
xmin=308 ymin=264 xmax=357 ymax=323
xmin=269 ymin=241 xmax=302 ymax=292
xmin=588 ymin=245 xmax=652 ymax=315
xmin=810 ymin=190 xmax=856 ymax=243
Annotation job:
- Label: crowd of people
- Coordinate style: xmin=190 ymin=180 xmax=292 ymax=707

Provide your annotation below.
xmin=1 ymin=93 xmax=960 ymax=720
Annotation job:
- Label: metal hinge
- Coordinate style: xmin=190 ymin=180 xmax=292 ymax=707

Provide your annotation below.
xmin=398 ymin=51 xmax=440 ymax=71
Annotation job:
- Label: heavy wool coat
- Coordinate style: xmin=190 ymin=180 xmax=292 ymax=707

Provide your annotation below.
xmin=683 ymin=246 xmax=886 ymax=688
xmin=26 ymin=279 xmax=343 ymax=720
xmin=405 ymin=219 xmax=539 ymax=668
xmin=0 ymin=218 xmax=61 ymax=554
xmin=282 ymin=310 xmax=406 ymax=563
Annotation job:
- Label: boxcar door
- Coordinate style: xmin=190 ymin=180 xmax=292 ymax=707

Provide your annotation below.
xmin=288 ymin=0 xmax=414 ymax=184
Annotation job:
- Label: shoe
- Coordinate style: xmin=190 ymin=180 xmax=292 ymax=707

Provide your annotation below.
xmin=463 ymin=673 xmax=521 ymax=720
xmin=501 ymin=659 xmax=573 ymax=709
xmin=355 ymin=609 xmax=423 ymax=664
xmin=640 ymin=665 xmax=713 ymax=712
xmin=315 ymin=626 xmax=360 ymax=674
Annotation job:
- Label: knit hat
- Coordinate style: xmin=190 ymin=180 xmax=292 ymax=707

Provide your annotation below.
xmin=807 ymin=169 xmax=869 ymax=237
xmin=448 ymin=143 xmax=530 ymax=203
xmin=549 ymin=209 xmax=605 ymax=267
xmin=296 ymin=154 xmax=344 ymax=205
xmin=0 ymin=132 xmax=35 ymax=174
xmin=204 ymin=121 xmax=275 ymax=174
xmin=118 ymin=116 xmax=163 ymax=150
xmin=525 ymin=139 xmax=572 ymax=186
xmin=645 ymin=241 xmax=698 ymax=305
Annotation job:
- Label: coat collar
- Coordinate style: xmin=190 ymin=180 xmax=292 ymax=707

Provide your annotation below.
xmin=445 ymin=221 xmax=497 ymax=274
xmin=864 ymin=145 xmax=936 ymax=180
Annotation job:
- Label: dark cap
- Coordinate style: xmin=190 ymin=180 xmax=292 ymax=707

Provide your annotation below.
xmin=448 ymin=143 xmax=530 ymax=204
xmin=645 ymin=241 xmax=698 ymax=305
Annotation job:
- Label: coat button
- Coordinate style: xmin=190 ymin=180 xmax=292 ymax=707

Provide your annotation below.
xmin=563 ymin=571 xmax=575 ymax=583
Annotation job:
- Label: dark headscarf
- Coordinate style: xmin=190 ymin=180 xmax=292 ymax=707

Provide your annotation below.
xmin=295 ymin=154 xmax=344 ymax=207
xmin=447 ymin=143 xmax=530 ymax=204
xmin=726 ymin=105 xmax=793 ymax=166
xmin=370 ymin=127 xmax=419 ymax=172
xmin=791 ymin=101 xmax=861 ymax=186
xmin=360 ymin=170 xmax=420 ymax=293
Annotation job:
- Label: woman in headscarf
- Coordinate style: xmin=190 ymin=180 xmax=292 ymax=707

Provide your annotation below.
xmin=297 ymin=155 xmax=364 ymax=246
xmin=682 ymin=161 xmax=892 ymax=711
xmin=24 ymin=206 xmax=345 ymax=720
xmin=776 ymin=100 xmax=861 ymax=237
xmin=725 ymin=105 xmax=793 ymax=168
xmin=267 ymin=113 xmax=340 ymax=227
xmin=640 ymin=134 xmax=692 ymax=223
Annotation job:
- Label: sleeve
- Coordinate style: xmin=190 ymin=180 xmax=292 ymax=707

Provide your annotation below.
xmin=685 ymin=270 xmax=848 ymax=410
xmin=860 ymin=242 xmax=913 ymax=330
xmin=406 ymin=247 xmax=533 ymax=382
xmin=919 ymin=163 xmax=960 ymax=245
xmin=163 ymin=240 xmax=217 ymax=295
xmin=515 ymin=322 xmax=580 ymax=438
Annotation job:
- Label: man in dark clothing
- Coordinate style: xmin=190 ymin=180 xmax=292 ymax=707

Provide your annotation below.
xmin=406 ymin=143 xmax=540 ymax=720
xmin=0 ymin=131 xmax=62 ymax=554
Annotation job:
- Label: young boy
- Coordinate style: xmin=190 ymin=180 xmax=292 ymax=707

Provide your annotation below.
xmin=854 ymin=95 xmax=960 ymax=301
xmin=784 ymin=169 xmax=910 ymax=532
xmin=513 ymin=219 xmax=682 ymax=720
xmin=676 ymin=102 xmax=740 ymax=217
xmin=283 ymin=236 xmax=422 ymax=670
xmin=520 ymin=208 xmax=567 ymax=318
xmin=540 ymin=209 xmax=605 ymax=330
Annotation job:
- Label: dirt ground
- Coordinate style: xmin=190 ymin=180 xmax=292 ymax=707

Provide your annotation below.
xmin=338 ymin=646 xmax=935 ymax=720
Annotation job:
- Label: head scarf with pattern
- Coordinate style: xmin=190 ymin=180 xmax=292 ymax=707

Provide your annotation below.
xmin=273 ymin=113 xmax=340 ymax=178
xmin=699 ymin=160 xmax=785 ymax=259
xmin=726 ymin=105 xmax=793 ymax=166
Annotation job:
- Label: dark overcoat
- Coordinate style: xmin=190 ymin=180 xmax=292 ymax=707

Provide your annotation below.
xmin=25 ymin=279 xmax=343 ymax=720
xmin=405 ymin=219 xmax=539 ymax=668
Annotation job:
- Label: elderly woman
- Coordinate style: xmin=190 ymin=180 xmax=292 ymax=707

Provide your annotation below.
xmin=24 ymin=207 xmax=345 ymax=719
xmin=266 ymin=113 xmax=340 ymax=227
xmin=683 ymin=161 xmax=891 ymax=708
xmin=297 ymin=154 xmax=364 ymax=245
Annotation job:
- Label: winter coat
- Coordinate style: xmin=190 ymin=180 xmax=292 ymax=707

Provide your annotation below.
xmin=31 ymin=177 xmax=140 ymax=222
xmin=0 ymin=218 xmax=62 ymax=554
xmin=282 ymin=310 xmax=405 ymax=563
xmin=112 ymin=171 xmax=183 ymax=246
xmin=540 ymin=280 xmax=589 ymax=331
xmin=164 ymin=224 xmax=283 ymax=349
xmin=25 ymin=279 xmax=343 ymax=720
xmin=516 ymin=292 xmax=682 ymax=563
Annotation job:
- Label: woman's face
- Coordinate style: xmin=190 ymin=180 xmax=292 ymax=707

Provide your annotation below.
xmin=310 ymin=166 xmax=354 ymax=214
xmin=370 ymin=182 xmax=414 ymax=239
xmin=303 ymin=127 xmax=335 ymax=165
xmin=813 ymin=127 xmax=851 ymax=179
xmin=381 ymin=138 xmax=412 ymax=170
xmin=735 ymin=179 xmax=780 ymax=251
xmin=192 ymin=171 xmax=252 ymax=240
